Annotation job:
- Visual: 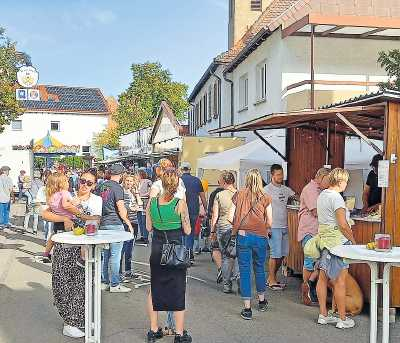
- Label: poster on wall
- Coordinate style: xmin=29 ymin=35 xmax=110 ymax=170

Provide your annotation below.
xmin=27 ymin=88 xmax=40 ymax=101
xmin=378 ymin=160 xmax=390 ymax=188
xmin=16 ymin=89 xmax=28 ymax=100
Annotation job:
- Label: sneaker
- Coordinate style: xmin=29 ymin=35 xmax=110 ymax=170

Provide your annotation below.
xmin=216 ymin=269 xmax=223 ymax=284
xmin=336 ymin=317 xmax=355 ymax=329
xmin=76 ymin=257 xmax=85 ymax=268
xmin=147 ymin=328 xmax=164 ymax=342
xmin=258 ymin=299 xmax=268 ymax=312
xmin=174 ymin=332 xmax=192 ymax=343
xmin=223 ymin=283 xmax=233 ymax=294
xmin=109 ymin=284 xmax=132 ymax=293
xmin=122 ymin=273 xmax=139 ymax=283
xmin=240 ymin=308 xmax=253 ymax=320
xmin=302 ymin=282 xmax=312 ymax=306
xmin=63 ymin=325 xmax=85 ymax=338
xmin=101 ymin=283 xmax=109 ymax=291
xmin=42 ymin=254 xmax=52 ymax=263
xmin=317 ymin=314 xmax=340 ymax=325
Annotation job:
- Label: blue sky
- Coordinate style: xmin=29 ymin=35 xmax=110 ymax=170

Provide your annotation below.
xmin=0 ymin=0 xmax=228 ymax=97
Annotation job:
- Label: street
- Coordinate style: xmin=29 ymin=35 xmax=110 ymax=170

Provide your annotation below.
xmin=1 ymin=226 xmax=400 ymax=343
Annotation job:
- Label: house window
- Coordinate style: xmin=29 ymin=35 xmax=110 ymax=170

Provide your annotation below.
xmin=50 ymin=121 xmax=60 ymax=131
xmin=196 ymin=103 xmax=200 ymax=129
xmin=256 ymin=61 xmax=267 ymax=101
xmin=11 ymin=120 xmax=22 ymax=131
xmin=82 ymin=145 xmax=91 ymax=154
xmin=199 ymin=98 xmax=203 ymax=127
xmin=251 ymin=0 xmax=262 ymax=11
xmin=205 ymin=94 xmax=208 ymax=124
xmin=239 ymin=74 xmax=249 ymax=110
xmin=208 ymin=87 xmax=212 ymax=122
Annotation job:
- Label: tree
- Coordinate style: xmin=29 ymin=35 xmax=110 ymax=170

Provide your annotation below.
xmin=378 ymin=49 xmax=400 ymax=91
xmin=116 ymin=62 xmax=188 ymax=134
xmin=94 ymin=62 xmax=189 ymax=154
xmin=0 ymin=27 xmax=30 ymax=132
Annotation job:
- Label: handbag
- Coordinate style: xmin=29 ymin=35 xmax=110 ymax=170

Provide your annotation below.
xmin=223 ymin=198 xmax=257 ymax=259
xmin=156 ymin=198 xmax=191 ymax=269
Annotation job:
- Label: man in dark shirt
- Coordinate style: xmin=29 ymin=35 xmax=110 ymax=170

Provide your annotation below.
xmin=100 ymin=163 xmax=133 ymax=293
xmin=180 ymin=162 xmax=207 ymax=262
xmin=362 ymin=154 xmax=383 ymax=214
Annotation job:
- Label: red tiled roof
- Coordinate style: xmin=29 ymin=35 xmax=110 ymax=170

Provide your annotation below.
xmin=215 ymin=0 xmax=299 ymax=64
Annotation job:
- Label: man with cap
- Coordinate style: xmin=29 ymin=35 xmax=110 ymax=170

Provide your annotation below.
xmin=180 ymin=162 xmax=207 ymax=262
xmin=100 ymin=163 xmax=134 ymax=293
xmin=0 ymin=166 xmax=14 ymax=229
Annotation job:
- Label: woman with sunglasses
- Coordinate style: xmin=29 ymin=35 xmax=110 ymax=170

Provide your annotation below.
xmin=41 ymin=171 xmax=102 ymax=339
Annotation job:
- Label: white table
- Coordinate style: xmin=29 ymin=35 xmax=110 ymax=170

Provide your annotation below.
xmin=52 ymin=230 xmax=133 ymax=343
xmin=331 ymin=245 xmax=400 ymax=343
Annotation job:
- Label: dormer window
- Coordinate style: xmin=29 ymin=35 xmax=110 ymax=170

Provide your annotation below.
xmin=251 ymin=0 xmax=262 ymax=11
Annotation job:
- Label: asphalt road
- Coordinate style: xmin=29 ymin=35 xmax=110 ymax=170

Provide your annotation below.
xmin=1 ymin=226 xmax=400 ymax=343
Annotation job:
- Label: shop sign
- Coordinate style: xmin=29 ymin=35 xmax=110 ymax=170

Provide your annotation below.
xmin=378 ymin=160 xmax=390 ymax=188
xmin=28 ymin=88 xmax=40 ymax=101
xmin=12 ymin=145 xmax=32 ymax=150
xmin=32 ymin=145 xmax=80 ymax=154
xmin=17 ymin=66 xmax=39 ymax=88
xmin=16 ymin=88 xmax=28 ymax=100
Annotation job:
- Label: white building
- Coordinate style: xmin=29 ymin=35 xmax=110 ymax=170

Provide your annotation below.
xmin=119 ymin=127 xmax=153 ymax=157
xmin=189 ymin=0 xmax=400 ymax=141
xmin=0 ymin=85 xmax=110 ymax=183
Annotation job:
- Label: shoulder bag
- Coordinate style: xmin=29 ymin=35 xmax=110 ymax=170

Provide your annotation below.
xmin=156 ymin=198 xmax=191 ymax=269
xmin=223 ymin=195 xmax=255 ymax=259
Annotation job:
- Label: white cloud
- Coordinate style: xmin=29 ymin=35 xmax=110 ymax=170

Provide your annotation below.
xmin=91 ymin=9 xmax=117 ymax=25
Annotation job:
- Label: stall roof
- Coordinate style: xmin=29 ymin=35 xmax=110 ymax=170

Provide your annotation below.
xmin=209 ymin=90 xmax=400 ymax=140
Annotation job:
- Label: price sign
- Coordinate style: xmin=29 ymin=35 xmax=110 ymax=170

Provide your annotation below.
xmin=378 ymin=160 xmax=390 ymax=188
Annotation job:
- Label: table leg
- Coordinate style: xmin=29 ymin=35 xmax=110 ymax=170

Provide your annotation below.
xmin=368 ymin=262 xmax=379 ymax=343
xmin=85 ymin=245 xmax=94 ymax=342
xmin=94 ymin=246 xmax=102 ymax=342
xmin=382 ymin=263 xmax=392 ymax=343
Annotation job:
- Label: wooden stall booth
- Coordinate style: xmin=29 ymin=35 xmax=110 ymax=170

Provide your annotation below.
xmin=210 ymin=90 xmax=400 ymax=306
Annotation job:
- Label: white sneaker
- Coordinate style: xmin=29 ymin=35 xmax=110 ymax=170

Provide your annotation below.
xmin=336 ymin=317 xmax=355 ymax=329
xmin=101 ymin=283 xmax=109 ymax=291
xmin=317 ymin=314 xmax=340 ymax=325
xmin=109 ymin=284 xmax=132 ymax=293
xmin=63 ymin=325 xmax=85 ymax=338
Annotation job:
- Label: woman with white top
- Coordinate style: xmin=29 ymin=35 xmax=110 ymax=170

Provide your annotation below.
xmin=315 ymin=168 xmax=356 ymax=329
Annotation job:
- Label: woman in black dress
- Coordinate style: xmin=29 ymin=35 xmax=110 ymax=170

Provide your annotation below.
xmin=146 ymin=168 xmax=192 ymax=343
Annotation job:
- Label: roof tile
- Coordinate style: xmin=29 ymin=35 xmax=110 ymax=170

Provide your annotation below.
xmin=20 ymin=85 xmax=109 ymax=114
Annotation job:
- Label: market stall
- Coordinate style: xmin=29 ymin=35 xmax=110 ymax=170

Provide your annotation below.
xmin=197 ymin=136 xmax=284 ymax=188
xmin=210 ymin=89 xmax=400 ymax=306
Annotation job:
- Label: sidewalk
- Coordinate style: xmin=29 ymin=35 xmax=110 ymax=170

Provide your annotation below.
xmin=1 ymin=225 xmax=400 ymax=343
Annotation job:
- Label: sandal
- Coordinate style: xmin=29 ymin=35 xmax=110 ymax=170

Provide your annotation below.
xmin=267 ymin=283 xmax=284 ymax=291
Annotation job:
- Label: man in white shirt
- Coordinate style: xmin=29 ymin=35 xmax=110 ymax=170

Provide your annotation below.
xmin=264 ymin=164 xmax=296 ymax=290
xmin=0 ymin=166 xmax=14 ymax=229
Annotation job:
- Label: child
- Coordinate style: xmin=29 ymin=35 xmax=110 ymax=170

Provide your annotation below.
xmin=42 ymin=173 xmax=84 ymax=264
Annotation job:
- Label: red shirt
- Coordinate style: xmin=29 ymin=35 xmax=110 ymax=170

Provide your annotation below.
xmin=298 ymin=180 xmax=321 ymax=241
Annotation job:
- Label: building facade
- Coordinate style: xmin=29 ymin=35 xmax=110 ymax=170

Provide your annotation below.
xmin=0 ymin=85 xmax=109 ymax=182
xmin=189 ymin=0 xmax=400 ymax=141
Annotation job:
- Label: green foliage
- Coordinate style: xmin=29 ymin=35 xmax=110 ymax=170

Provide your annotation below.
xmin=0 ymin=27 xmax=30 ymax=132
xmin=116 ymin=62 xmax=189 ymax=135
xmin=378 ymin=49 xmax=400 ymax=91
xmin=94 ymin=125 xmax=119 ymax=150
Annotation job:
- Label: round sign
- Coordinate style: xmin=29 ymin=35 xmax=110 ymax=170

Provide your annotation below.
xmin=17 ymin=66 xmax=39 ymax=88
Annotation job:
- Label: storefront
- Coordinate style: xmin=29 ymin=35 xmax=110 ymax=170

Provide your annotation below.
xmin=210 ymin=89 xmax=400 ymax=306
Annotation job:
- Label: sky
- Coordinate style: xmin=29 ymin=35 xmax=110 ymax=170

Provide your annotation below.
xmin=0 ymin=0 xmax=228 ymax=97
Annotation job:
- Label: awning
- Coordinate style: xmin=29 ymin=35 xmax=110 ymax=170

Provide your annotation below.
xmin=209 ymin=105 xmax=385 ymax=140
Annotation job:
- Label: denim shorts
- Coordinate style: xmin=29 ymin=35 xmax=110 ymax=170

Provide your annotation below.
xmin=301 ymin=234 xmax=315 ymax=272
xmin=268 ymin=228 xmax=289 ymax=258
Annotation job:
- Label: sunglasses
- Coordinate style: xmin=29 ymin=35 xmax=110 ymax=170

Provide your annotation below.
xmin=80 ymin=178 xmax=94 ymax=187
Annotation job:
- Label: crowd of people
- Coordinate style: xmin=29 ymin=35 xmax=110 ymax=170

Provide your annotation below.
xmin=0 ymin=156 xmax=364 ymax=342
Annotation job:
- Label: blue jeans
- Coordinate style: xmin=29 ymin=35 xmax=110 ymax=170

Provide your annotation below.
xmin=237 ymin=232 xmax=268 ymax=300
xmin=184 ymin=214 xmax=197 ymax=250
xmin=0 ymin=202 xmax=10 ymax=226
xmin=101 ymin=224 xmax=124 ymax=287
xmin=137 ymin=211 xmax=148 ymax=240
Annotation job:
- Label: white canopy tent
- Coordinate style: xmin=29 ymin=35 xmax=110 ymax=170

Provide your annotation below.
xmin=197 ymin=136 xmax=285 ymax=187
